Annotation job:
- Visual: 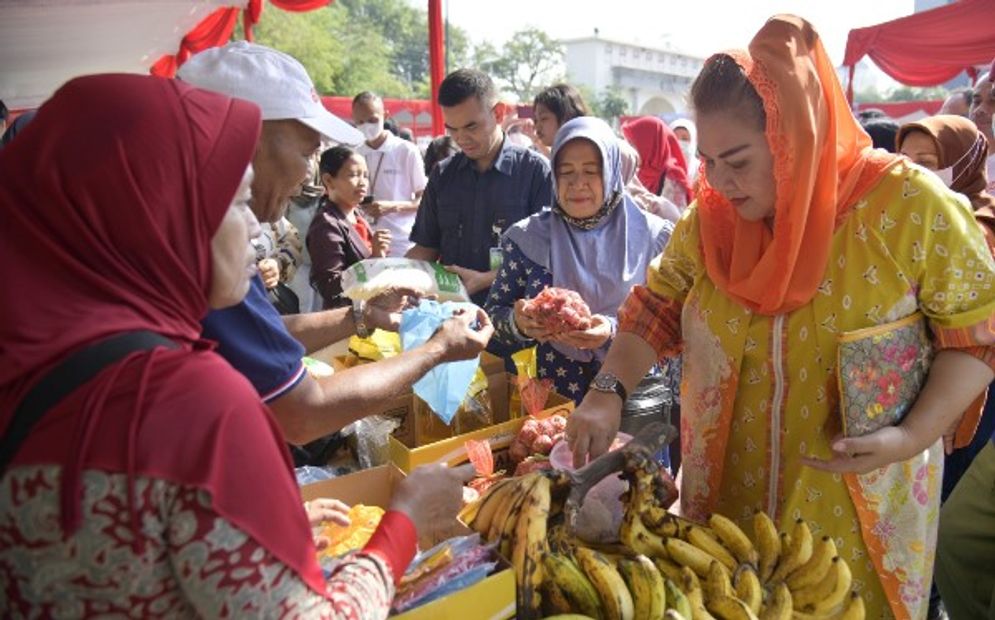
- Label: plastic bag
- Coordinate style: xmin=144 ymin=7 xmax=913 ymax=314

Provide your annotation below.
xmin=353 ymin=414 xmax=401 ymax=469
xmin=401 ymin=300 xmax=482 ymax=424
xmin=342 ymin=258 xmax=469 ymax=302
xmin=294 ymin=465 xmax=338 ymax=486
xmin=512 ymin=347 xmax=553 ymax=417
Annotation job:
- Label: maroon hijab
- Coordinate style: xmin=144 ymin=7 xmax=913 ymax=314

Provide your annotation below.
xmin=0 ymin=75 xmax=327 ymax=594
xmin=621 ymin=116 xmax=693 ymax=202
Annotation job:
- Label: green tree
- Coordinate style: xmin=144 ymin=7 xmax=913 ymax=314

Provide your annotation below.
xmin=883 ymin=85 xmax=949 ymax=102
xmin=480 ymin=27 xmax=564 ymax=101
xmin=593 ymin=86 xmax=629 ymax=122
xmin=246 ymin=2 xmax=410 ymax=96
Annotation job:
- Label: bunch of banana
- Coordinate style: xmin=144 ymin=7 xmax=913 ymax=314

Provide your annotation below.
xmin=610 ymin=450 xmax=865 ymax=620
xmin=462 ymin=472 xmax=553 ymax=619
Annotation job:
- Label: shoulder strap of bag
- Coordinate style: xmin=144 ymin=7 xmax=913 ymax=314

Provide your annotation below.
xmin=0 ymin=330 xmax=178 ymax=474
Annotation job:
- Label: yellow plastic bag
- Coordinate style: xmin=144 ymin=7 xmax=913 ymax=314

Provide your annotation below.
xmin=348 ymin=330 xmax=402 ymax=361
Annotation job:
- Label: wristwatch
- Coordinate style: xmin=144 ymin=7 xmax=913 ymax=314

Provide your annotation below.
xmin=590 ymin=372 xmax=627 ymax=403
xmin=352 ymin=299 xmax=371 ymax=338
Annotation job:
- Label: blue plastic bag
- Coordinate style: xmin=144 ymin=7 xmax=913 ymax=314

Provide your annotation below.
xmin=400 ymin=300 xmax=481 ymax=424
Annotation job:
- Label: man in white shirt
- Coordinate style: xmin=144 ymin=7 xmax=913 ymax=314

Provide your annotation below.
xmin=970 ymin=60 xmax=995 ymax=192
xmin=352 ymin=92 xmax=427 ymax=256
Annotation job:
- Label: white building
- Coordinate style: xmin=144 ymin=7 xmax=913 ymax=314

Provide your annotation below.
xmin=562 ymin=35 xmax=705 ymax=115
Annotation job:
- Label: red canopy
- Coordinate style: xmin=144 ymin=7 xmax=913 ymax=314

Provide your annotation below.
xmin=150 ymin=1 xmax=328 ymax=78
xmin=843 ymin=0 xmax=995 ymax=103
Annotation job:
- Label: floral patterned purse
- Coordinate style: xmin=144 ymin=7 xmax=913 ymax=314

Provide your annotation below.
xmin=836 ymin=312 xmax=934 ymax=437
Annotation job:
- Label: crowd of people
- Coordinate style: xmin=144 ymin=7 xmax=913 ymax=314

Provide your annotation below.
xmin=1 ymin=12 xmax=995 ymax=620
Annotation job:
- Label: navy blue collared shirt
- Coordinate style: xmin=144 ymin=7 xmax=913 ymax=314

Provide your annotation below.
xmin=410 ymin=135 xmax=553 ymax=305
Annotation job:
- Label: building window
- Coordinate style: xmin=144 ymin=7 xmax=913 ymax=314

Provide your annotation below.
xmin=606 ymin=44 xmax=613 ymax=53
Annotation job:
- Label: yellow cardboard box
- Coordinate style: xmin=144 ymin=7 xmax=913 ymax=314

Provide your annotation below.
xmin=388 ymin=372 xmax=574 ymax=473
xmin=301 ymin=465 xmax=515 ymax=620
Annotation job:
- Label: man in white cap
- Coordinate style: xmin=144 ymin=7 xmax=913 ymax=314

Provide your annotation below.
xmin=179 ymin=42 xmax=493 ymax=462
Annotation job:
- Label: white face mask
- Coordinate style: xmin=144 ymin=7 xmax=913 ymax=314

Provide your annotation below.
xmin=933 ymin=166 xmax=954 ymax=187
xmin=677 ymin=139 xmax=694 ymax=162
xmin=358 ymin=120 xmax=384 ymax=142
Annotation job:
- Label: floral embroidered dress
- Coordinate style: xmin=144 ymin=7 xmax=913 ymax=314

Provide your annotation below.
xmin=620 ymin=163 xmax=995 ymax=619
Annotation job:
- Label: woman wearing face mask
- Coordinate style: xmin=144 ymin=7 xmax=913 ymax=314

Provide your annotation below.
xmin=897 ymin=114 xmax=995 ymax=249
xmin=567 ymin=16 xmax=995 ymax=619
xmin=621 ymin=116 xmax=693 ymax=211
xmin=485 ymin=117 xmax=672 ymax=405
xmin=671 ymin=118 xmax=700 ymax=182
xmin=309 ymin=145 xmax=391 ymax=310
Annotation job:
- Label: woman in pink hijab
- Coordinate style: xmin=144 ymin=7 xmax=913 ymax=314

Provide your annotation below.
xmin=621 ymin=116 xmax=693 ymax=210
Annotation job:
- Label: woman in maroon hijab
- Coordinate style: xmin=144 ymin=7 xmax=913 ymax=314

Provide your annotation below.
xmin=0 ymin=74 xmax=462 ymax=619
xmin=621 ymin=115 xmax=693 ymax=210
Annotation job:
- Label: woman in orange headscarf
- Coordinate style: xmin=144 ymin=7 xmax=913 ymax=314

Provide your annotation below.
xmin=567 ymin=16 xmax=995 ymax=620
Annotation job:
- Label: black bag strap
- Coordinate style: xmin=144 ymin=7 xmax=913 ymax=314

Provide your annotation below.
xmin=0 ymin=330 xmax=178 ymax=474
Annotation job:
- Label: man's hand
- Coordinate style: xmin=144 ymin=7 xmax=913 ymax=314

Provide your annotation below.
xmin=258 ymin=258 xmax=280 ymax=289
xmin=444 ymin=265 xmax=496 ymax=295
xmin=427 ymin=306 xmax=494 ymax=362
xmin=363 ymin=201 xmax=388 ymax=220
xmin=363 ymin=287 xmax=424 ymax=332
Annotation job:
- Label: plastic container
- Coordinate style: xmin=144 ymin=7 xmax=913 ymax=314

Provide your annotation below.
xmin=549 ymin=432 xmax=632 ymax=542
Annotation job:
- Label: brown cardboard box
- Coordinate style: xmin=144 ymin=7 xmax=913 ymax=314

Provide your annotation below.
xmin=300 ymin=465 xmax=515 ymax=620
xmin=388 ymin=372 xmax=574 ymax=473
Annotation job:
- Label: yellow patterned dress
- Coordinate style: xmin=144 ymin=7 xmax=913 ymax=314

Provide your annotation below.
xmin=619 ymin=162 xmax=995 ymax=620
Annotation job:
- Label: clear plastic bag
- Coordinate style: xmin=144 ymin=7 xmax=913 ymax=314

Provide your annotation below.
xmin=353 ymin=414 xmax=401 ymax=469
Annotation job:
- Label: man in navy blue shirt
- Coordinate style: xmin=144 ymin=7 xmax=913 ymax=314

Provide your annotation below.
xmin=180 ymin=43 xmax=494 ymax=449
xmin=407 ymin=69 xmax=553 ymax=307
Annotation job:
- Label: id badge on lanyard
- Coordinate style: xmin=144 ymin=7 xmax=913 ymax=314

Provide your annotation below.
xmin=489 ymin=221 xmax=505 ymax=271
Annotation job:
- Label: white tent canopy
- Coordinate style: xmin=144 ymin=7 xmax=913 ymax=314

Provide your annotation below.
xmin=0 ymin=0 xmax=245 ymax=109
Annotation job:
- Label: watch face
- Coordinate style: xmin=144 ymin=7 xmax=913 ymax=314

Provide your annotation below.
xmin=594 ymin=374 xmax=615 ymax=390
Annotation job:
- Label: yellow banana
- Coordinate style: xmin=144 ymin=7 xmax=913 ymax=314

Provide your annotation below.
xmin=511 ymin=475 xmax=550 ymax=619
xmin=770 ymin=519 xmax=813 ymax=583
xmin=486 ymin=474 xmax=532 ymax=544
xmin=809 ymin=555 xmax=852 ymax=616
xmin=688 ymin=526 xmax=738 ymax=572
xmin=665 ymin=611 xmax=691 ymax=620
xmin=665 ymin=577 xmax=693 ymax=620
xmin=667 ymin=537 xmax=719 ymax=577
xmin=575 ymin=546 xmax=635 ymax=620
xmin=620 ymin=503 xmax=670 ymax=559
xmin=655 ymin=557 xmax=685 ymax=583
xmin=707 ymin=595 xmax=760 ymax=620
xmin=753 ymin=511 xmax=781 ymax=583
xmin=758 ymin=582 xmax=792 ymax=620
xmin=703 ymin=560 xmax=733 ymax=604
xmin=790 ymin=557 xmax=840 ymax=611
xmin=786 ymin=535 xmax=836 ymax=591
xmin=644 ymin=505 xmax=693 ymax=538
xmin=733 ymin=565 xmax=762 ymax=615
xmin=618 ymin=555 xmax=666 ymax=620
xmin=464 ymin=477 xmax=514 ymax=533
xmin=708 ymin=514 xmax=759 ymax=567
xmin=836 ymin=592 xmax=866 ymax=620
xmin=543 ymin=553 xmax=603 ymax=619
xmin=681 ymin=566 xmax=718 ymax=620
xmin=496 ymin=473 xmax=540 ymax=557
xmin=541 ymin=579 xmax=573 ymax=616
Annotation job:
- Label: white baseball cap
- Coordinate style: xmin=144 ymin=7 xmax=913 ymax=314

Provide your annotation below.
xmin=178 ymin=41 xmax=363 ymax=146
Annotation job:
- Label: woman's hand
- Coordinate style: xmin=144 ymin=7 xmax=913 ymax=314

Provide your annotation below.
xmin=550 ymin=314 xmax=613 ymax=350
xmin=304 ymin=497 xmax=352 ymax=527
xmin=513 ymin=299 xmax=554 ymax=342
xmin=258 ymin=258 xmax=280 ymax=289
xmin=371 ymin=230 xmax=392 ymax=258
xmin=566 ymin=389 xmax=625 ymax=468
xmin=802 ymin=427 xmax=917 ymax=475
xmin=389 ymin=464 xmax=475 ymax=540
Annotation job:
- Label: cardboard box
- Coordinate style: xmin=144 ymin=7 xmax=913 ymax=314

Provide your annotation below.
xmin=301 ymin=465 xmax=515 ymax=620
xmin=388 ymin=372 xmax=575 ymax=473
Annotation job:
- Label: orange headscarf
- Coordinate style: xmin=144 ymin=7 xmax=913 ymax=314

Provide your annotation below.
xmin=697 ymin=15 xmax=901 ymax=316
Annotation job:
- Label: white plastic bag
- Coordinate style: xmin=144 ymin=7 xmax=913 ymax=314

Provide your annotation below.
xmin=341 ymin=258 xmax=469 ymax=302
